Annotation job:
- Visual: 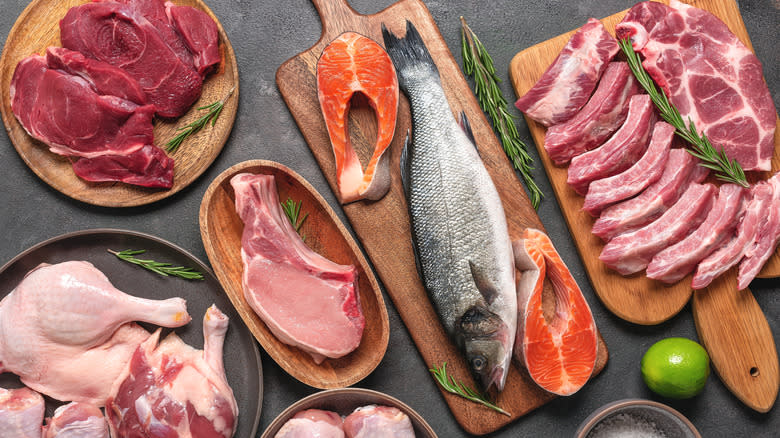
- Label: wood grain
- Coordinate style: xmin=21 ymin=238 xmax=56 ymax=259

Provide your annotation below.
xmin=509 ymin=0 xmax=778 ymax=412
xmin=199 ymin=160 xmax=390 ymax=389
xmin=276 ymin=0 xmax=607 ymax=434
xmin=0 ymin=0 xmax=238 ymax=207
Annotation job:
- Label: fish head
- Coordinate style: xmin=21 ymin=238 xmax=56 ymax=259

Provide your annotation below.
xmin=458 ymin=306 xmax=512 ymax=392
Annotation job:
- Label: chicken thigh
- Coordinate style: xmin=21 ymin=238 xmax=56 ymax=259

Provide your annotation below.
xmin=275 ymin=409 xmax=345 ymax=438
xmin=106 ymin=305 xmax=238 ymax=438
xmin=343 ymin=405 xmax=415 ymax=438
xmin=0 ymin=261 xmax=191 ymax=404
xmin=0 ymin=386 xmax=45 ymax=438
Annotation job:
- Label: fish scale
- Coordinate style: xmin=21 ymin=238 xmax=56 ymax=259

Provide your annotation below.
xmin=384 ymin=21 xmax=517 ymax=392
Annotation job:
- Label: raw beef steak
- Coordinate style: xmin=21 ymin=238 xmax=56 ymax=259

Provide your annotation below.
xmin=544 ymin=62 xmax=639 ymax=164
xmin=232 ymin=173 xmax=365 ymax=364
xmin=9 ymin=54 xmax=173 ymax=188
xmin=617 ymin=0 xmax=775 ymax=171
xmin=515 ymin=18 xmax=619 ymax=126
xmin=167 ymin=3 xmax=221 ymax=76
xmin=60 ymin=1 xmax=202 ymax=118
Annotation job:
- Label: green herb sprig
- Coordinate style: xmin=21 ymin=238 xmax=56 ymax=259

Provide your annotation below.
xmin=618 ymin=38 xmax=748 ymax=187
xmin=166 ymin=87 xmax=235 ymax=153
xmin=108 ymin=249 xmax=204 ymax=280
xmin=281 ymin=198 xmax=309 ymax=241
xmin=430 ymin=362 xmax=511 ymax=416
xmin=460 ymin=17 xmax=543 ymax=209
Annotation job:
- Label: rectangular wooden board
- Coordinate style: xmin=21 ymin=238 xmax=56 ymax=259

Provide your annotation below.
xmin=276 ymin=0 xmax=607 ymax=434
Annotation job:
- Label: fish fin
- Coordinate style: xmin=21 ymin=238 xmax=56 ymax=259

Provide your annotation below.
xmin=468 ymin=260 xmax=499 ymax=305
xmin=381 ymin=21 xmax=438 ymax=89
xmin=458 ymin=111 xmax=480 ymax=157
xmin=399 ymin=130 xmax=411 ymax=197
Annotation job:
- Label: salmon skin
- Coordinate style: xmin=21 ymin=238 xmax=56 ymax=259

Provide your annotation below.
xmin=317 ymin=32 xmax=399 ymax=204
xmin=382 ymin=21 xmax=517 ymax=393
xmin=513 ymin=229 xmax=598 ymax=396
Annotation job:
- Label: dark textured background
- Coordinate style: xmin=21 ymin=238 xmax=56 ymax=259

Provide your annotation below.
xmin=0 ymin=0 xmax=777 ymax=436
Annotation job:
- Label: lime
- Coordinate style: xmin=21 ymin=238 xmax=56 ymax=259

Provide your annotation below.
xmin=641 ymin=337 xmax=710 ymax=399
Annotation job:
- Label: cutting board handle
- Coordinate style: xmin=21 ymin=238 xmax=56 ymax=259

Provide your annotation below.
xmin=311 ymin=0 xmax=359 ymax=38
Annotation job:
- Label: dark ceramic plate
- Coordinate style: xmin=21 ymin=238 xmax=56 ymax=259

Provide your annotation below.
xmin=0 ymin=229 xmax=262 ymax=437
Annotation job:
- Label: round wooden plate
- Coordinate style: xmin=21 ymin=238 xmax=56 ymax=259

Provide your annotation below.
xmin=199 ymin=160 xmax=390 ymax=389
xmin=0 ymin=0 xmax=239 ymax=207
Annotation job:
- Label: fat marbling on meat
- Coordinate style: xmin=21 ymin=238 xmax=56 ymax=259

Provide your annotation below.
xmin=543 ymin=62 xmax=639 ymax=164
xmin=591 ymin=149 xmax=708 ymax=241
xmin=231 ymin=173 xmax=364 ymax=364
xmin=515 ymin=18 xmax=619 ymax=127
xmin=583 ymin=121 xmax=674 ymax=216
xmin=567 ymin=94 xmax=656 ymax=195
xmin=616 ymin=0 xmax=775 ymax=171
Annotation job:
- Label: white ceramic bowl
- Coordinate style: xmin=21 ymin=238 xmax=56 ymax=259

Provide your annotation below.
xmin=576 ymin=399 xmax=701 ymax=438
xmin=261 ymin=388 xmax=437 ymax=438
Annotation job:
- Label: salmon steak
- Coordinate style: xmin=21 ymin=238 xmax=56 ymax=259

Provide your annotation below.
xmin=512 ymin=229 xmax=598 ymax=396
xmin=317 ymin=32 xmax=399 ymax=204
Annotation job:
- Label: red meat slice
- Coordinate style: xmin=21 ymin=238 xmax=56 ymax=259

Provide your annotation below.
xmin=544 ymin=62 xmax=639 ymax=164
xmin=9 ymin=55 xmax=173 ymax=188
xmin=515 ymin=18 xmax=619 ymax=127
xmin=567 ymin=94 xmax=656 ymax=195
xmin=60 ymin=2 xmax=202 ymax=118
xmin=617 ymin=0 xmax=775 ymax=171
xmin=45 ymin=47 xmax=146 ymax=105
xmin=738 ymin=173 xmax=780 ymax=289
xmin=647 ymin=184 xmax=747 ymax=283
xmin=592 ymin=149 xmax=708 ymax=241
xmin=600 ymin=183 xmax=716 ymax=276
xmin=166 ymin=4 xmax=221 ymax=77
xmin=583 ymin=121 xmax=674 ymax=216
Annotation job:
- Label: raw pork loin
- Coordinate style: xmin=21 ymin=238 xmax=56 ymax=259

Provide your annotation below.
xmin=275 ymin=409 xmax=345 ymax=438
xmin=343 ymin=405 xmax=416 ymax=438
xmin=61 ymin=1 xmax=203 ymax=118
xmin=232 ymin=173 xmax=365 ymax=364
xmin=0 ymin=387 xmax=45 ymax=438
xmin=543 ymin=62 xmax=639 ymax=164
xmin=617 ymin=0 xmax=775 ymax=171
xmin=106 ymin=305 xmax=238 ymax=438
xmin=9 ymin=53 xmax=173 ymax=188
xmin=0 ymin=261 xmax=190 ymax=405
xmin=647 ymin=184 xmax=746 ymax=283
xmin=738 ymin=173 xmax=780 ymax=289
xmin=43 ymin=402 xmax=109 ymax=438
xmin=515 ymin=18 xmax=619 ymax=126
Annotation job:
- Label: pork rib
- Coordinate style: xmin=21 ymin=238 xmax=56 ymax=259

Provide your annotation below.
xmin=583 ymin=121 xmax=673 ymax=216
xmin=232 ymin=173 xmax=365 ymax=363
xmin=616 ymin=0 xmax=775 ymax=171
xmin=543 ymin=62 xmax=639 ymax=164
xmin=515 ymin=18 xmax=619 ymax=126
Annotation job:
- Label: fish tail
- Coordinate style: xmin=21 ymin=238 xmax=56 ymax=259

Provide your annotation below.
xmin=381 ymin=20 xmax=438 ymax=89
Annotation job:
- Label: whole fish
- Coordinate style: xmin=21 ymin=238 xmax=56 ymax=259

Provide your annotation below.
xmin=382 ymin=21 xmax=517 ymax=392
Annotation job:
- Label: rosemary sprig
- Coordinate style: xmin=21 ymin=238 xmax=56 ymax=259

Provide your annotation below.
xmin=429 ymin=362 xmax=511 ymax=416
xmin=460 ymin=17 xmax=543 ymax=209
xmin=108 ymin=249 xmax=204 ymax=280
xmin=618 ymin=38 xmax=749 ymax=187
xmin=281 ymin=198 xmax=309 ymax=241
xmin=165 ymin=87 xmax=235 ymax=153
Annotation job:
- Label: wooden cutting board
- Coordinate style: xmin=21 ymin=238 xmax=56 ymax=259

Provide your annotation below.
xmin=509 ymin=0 xmax=778 ymax=412
xmin=277 ymin=0 xmax=607 ymax=434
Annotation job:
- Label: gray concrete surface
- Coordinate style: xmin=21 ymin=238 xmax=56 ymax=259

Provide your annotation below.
xmin=0 ymin=0 xmax=777 ymax=436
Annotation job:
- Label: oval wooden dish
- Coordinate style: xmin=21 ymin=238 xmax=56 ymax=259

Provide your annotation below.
xmin=199 ymin=160 xmax=390 ymax=389
xmin=261 ymin=388 xmax=437 ymax=438
xmin=0 ymin=0 xmax=238 ymax=207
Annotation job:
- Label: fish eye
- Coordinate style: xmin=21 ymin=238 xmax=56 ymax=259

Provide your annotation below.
xmin=471 ymin=355 xmax=486 ymax=371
